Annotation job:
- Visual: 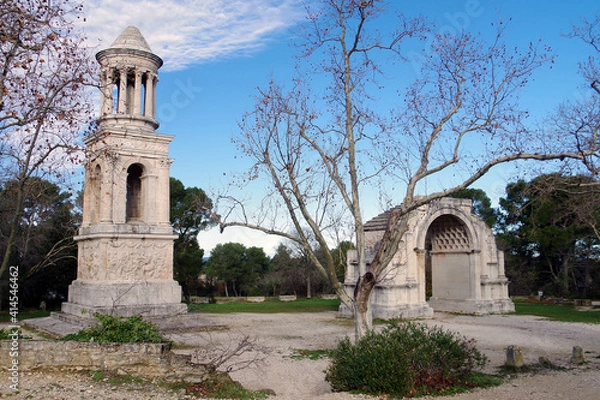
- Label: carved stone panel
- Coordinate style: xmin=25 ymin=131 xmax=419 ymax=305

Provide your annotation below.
xmin=77 ymin=236 xmax=173 ymax=281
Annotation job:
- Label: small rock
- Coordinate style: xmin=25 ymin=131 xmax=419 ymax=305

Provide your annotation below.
xmin=505 ymin=345 xmax=524 ymax=368
xmin=571 ymin=346 xmax=584 ymax=365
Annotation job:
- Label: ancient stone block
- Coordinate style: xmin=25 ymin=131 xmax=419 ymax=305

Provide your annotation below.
xmin=571 ymin=346 xmax=584 ymax=365
xmin=505 ymin=345 xmax=524 ymax=368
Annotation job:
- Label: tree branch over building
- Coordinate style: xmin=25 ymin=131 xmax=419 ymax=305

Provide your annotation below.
xmin=217 ymin=0 xmax=596 ymax=339
xmin=0 ymin=0 xmax=97 ymax=279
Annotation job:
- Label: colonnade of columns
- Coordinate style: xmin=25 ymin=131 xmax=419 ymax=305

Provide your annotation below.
xmin=99 ymin=67 xmax=158 ymax=119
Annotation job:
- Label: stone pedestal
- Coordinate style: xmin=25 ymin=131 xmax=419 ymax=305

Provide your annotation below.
xmin=62 ymin=280 xmax=186 ymax=318
xmin=61 ymin=225 xmax=184 ymax=319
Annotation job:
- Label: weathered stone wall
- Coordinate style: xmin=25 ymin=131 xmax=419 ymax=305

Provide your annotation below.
xmin=0 ymin=340 xmax=208 ymax=383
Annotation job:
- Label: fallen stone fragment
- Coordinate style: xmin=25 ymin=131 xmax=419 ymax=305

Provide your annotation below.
xmin=505 ymin=345 xmax=524 ymax=368
xmin=571 ymin=346 xmax=584 ymax=365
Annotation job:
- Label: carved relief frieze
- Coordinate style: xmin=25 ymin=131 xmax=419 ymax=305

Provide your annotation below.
xmin=77 ymin=237 xmax=172 ymax=281
xmin=106 ymin=238 xmax=171 ymax=280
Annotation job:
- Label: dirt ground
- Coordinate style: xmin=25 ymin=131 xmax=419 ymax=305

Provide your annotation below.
xmin=169 ymin=311 xmax=600 ymax=399
xmin=2 ymin=311 xmax=599 ymax=399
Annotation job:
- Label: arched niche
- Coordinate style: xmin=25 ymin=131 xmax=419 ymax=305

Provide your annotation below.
xmin=126 ymin=163 xmax=144 ymax=222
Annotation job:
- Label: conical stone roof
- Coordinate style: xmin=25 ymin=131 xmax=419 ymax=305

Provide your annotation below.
xmin=109 ymin=26 xmax=153 ymax=53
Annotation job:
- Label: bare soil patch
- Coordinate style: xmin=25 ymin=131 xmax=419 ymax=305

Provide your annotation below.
xmin=1 ymin=311 xmax=599 ymax=399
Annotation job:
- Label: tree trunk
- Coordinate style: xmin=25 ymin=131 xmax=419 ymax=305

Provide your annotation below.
xmin=353 ymin=271 xmax=376 ymax=341
xmin=306 ymin=273 xmax=311 ymax=299
xmin=181 ymin=281 xmax=191 ymax=304
xmin=562 ymin=256 xmax=570 ymax=296
xmin=0 ymin=176 xmax=27 ymax=280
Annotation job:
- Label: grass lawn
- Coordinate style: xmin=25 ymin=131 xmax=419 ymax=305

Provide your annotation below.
xmin=513 ymin=299 xmax=600 ymax=324
xmin=4 ymin=298 xmax=597 ymax=324
xmin=188 ymin=297 xmax=341 ymax=313
xmin=190 ymin=297 xmax=600 ymax=324
xmin=0 ymin=309 xmax=51 ymax=322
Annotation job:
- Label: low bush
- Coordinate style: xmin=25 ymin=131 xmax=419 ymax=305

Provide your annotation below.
xmin=182 ymin=371 xmax=271 ymax=399
xmin=62 ymin=314 xmax=166 ymax=343
xmin=0 ymin=328 xmax=30 ymax=340
xmin=325 ymin=321 xmax=488 ymax=398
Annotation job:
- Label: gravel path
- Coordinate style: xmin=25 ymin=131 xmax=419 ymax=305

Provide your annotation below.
xmin=1 ymin=311 xmax=599 ymax=399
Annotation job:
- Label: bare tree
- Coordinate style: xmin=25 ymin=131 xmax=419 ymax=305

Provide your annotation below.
xmin=218 ymin=0 xmax=595 ymax=339
xmin=550 ymin=15 xmax=600 ymax=176
xmin=0 ymin=0 xmax=97 ymax=278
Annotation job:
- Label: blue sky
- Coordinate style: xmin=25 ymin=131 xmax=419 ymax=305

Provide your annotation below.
xmin=78 ymin=0 xmax=600 ymax=254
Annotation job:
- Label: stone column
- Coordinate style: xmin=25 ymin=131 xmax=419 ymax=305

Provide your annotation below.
xmin=141 ymin=172 xmax=157 ymax=224
xmin=469 ymin=252 xmax=478 ymax=299
xmin=99 ymin=70 xmax=108 ymax=116
xmin=144 ymin=72 xmax=155 ymax=118
xmin=113 ymin=165 xmax=127 ymax=224
xmin=156 ymin=159 xmax=172 ymax=225
xmin=90 ymin=165 xmax=101 ymax=225
xmin=117 ymin=68 xmax=127 ymax=114
xmin=100 ymin=165 xmax=113 ymax=224
xmin=81 ymin=167 xmax=93 ymax=227
xmin=498 ymin=250 xmax=506 ymax=277
xmin=152 ymin=75 xmax=159 ymax=118
xmin=133 ymin=69 xmax=143 ymax=115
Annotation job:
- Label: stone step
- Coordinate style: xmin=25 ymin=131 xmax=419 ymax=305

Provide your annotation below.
xmin=23 ymin=312 xmax=227 ymax=338
xmin=22 ymin=316 xmax=83 ymax=338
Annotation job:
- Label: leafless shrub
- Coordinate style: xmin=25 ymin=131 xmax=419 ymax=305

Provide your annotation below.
xmin=191 ymin=332 xmax=270 ymax=373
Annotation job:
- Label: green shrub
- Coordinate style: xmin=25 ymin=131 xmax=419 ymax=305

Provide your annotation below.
xmin=62 ymin=314 xmax=166 ymax=343
xmin=0 ymin=328 xmax=30 ymax=340
xmin=182 ymin=371 xmax=271 ymax=399
xmin=325 ymin=321 xmax=488 ymax=398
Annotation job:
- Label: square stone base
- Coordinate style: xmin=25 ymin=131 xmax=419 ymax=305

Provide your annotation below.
xmin=427 ymin=297 xmax=515 ymax=315
xmin=62 ymin=279 xmax=187 ymax=318
xmin=338 ymin=301 xmax=434 ymax=320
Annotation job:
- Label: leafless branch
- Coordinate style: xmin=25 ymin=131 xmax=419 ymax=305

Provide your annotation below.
xmin=192 ymin=332 xmax=270 ymax=373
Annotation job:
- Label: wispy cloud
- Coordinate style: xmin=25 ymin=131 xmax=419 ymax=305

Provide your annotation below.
xmin=78 ymin=0 xmax=303 ymax=71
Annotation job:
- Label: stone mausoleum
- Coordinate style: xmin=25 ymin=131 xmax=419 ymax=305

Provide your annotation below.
xmin=60 ymin=26 xmax=186 ymax=319
xmin=340 ymin=198 xmax=515 ymax=319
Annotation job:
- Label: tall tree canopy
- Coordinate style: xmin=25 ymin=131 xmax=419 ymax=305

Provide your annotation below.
xmin=170 ymin=177 xmax=216 ymax=241
xmin=205 ymin=243 xmax=270 ymax=297
xmin=170 ymin=177 xmax=217 ymax=303
xmin=218 ymin=0 xmax=594 ymax=338
xmin=558 ymin=15 xmax=600 ymax=176
xmin=0 ymin=0 xmax=96 ymax=278
xmin=497 ymin=173 xmax=600 ymax=297
xmin=0 ymin=177 xmax=78 ymax=307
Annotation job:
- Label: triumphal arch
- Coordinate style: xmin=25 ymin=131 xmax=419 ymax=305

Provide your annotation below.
xmin=340 ymin=198 xmax=515 ymax=319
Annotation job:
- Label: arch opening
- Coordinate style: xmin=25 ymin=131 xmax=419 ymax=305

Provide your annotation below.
xmin=425 ymin=214 xmax=472 ymax=302
xmin=126 ymin=163 xmax=144 ymax=222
